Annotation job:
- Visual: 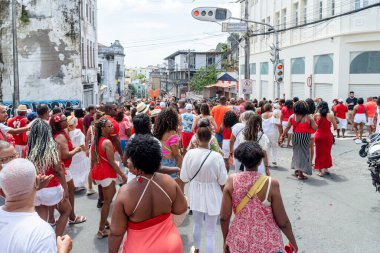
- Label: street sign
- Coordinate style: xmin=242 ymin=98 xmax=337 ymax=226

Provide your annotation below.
xmin=241 ymin=79 xmax=252 ymax=94
xmin=307 ymin=75 xmax=312 ymax=87
xmin=222 ymin=22 xmax=248 ymax=33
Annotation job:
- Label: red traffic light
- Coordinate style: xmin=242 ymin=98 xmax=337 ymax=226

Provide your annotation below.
xmin=193 ymin=10 xmax=200 ymax=16
xmin=277 ymin=64 xmax=283 ymax=70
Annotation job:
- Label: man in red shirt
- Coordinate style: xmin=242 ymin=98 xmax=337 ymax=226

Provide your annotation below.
xmin=334 ymin=99 xmax=349 ymax=138
xmin=366 ymin=97 xmax=377 ymax=135
xmin=211 ymin=96 xmax=231 ymax=146
xmin=7 ymin=105 xmax=28 ymax=157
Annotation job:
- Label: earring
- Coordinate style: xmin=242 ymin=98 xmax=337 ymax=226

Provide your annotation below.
xmin=137 ymin=175 xmax=143 ymax=183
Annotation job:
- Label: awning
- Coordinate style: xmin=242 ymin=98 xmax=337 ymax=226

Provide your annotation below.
xmin=205 ymin=82 xmax=237 ymax=88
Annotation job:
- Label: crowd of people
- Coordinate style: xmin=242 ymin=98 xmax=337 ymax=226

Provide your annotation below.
xmin=0 ymin=91 xmax=379 ymax=252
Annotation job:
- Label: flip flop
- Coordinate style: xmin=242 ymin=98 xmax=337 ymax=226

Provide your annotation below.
xmin=97 ymin=229 xmax=110 ymax=239
xmin=69 ymin=215 xmax=87 ymax=225
xmin=317 ymin=172 xmax=324 ymax=177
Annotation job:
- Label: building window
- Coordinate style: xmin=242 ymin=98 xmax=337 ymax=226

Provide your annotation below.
xmin=355 ymin=0 xmax=368 ymax=10
xmin=250 ymin=63 xmax=256 ymax=75
xmin=240 ymin=65 xmax=245 ymax=76
xmin=303 ymin=0 xmax=307 ymax=24
xmin=282 ymin=9 xmax=287 ymax=29
xmin=350 ymin=51 xmax=380 ymax=74
xmin=294 ymin=3 xmax=299 ymax=26
xmin=319 ymin=1 xmax=323 ymax=20
xmin=207 ymin=56 xmax=215 ymax=66
xmin=260 ymin=62 xmax=269 ymax=75
xmin=81 ymin=38 xmax=85 ymax=67
xmin=261 ymin=19 xmax=266 ymax=39
xmin=275 ymin=12 xmax=280 ymax=29
xmin=331 ymin=0 xmax=335 ymax=16
xmin=87 ymin=40 xmax=90 ymax=68
xmin=291 ymin=57 xmax=305 ymax=74
xmin=93 ymin=45 xmax=96 ymax=67
xmin=314 ymin=54 xmax=333 ymax=74
xmin=86 ymin=3 xmax=89 ymax=20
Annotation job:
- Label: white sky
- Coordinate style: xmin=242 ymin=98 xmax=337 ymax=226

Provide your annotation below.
xmin=97 ymin=0 xmax=240 ymax=68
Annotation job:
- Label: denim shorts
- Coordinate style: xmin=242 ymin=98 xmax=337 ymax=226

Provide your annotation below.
xmin=161 ymin=158 xmax=177 ymax=179
xmin=215 ymin=133 xmax=223 ymax=143
xmin=121 ymin=140 xmax=128 ymax=153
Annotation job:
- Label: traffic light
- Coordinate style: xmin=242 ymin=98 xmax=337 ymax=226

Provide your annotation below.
xmin=275 ymin=63 xmax=284 ymax=83
xmin=270 ymin=44 xmax=279 ymax=63
xmin=191 ymin=7 xmax=232 ymax=22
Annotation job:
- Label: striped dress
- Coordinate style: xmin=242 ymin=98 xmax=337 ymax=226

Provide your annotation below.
xmin=291 ymin=117 xmax=313 ymax=175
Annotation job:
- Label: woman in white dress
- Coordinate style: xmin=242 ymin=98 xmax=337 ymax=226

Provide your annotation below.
xmin=261 ymin=103 xmax=282 ymax=166
xmin=239 ymin=114 xmax=270 ymax=175
xmin=180 ymin=124 xmax=228 ymax=253
xmin=67 ymin=116 xmax=90 ymax=189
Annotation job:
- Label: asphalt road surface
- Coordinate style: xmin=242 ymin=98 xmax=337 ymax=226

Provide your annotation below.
xmin=67 ymin=137 xmax=380 ymax=253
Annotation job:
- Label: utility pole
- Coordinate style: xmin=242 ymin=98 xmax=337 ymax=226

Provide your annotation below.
xmin=187 ymin=49 xmax=191 ymax=93
xmin=243 ymin=0 xmax=250 ymax=99
xmin=12 ymin=0 xmax=20 ymax=114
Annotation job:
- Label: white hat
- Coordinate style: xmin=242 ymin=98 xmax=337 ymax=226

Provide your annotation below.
xmin=150 ymin=109 xmax=162 ymax=118
xmin=136 ymin=102 xmax=149 ymax=115
xmin=0 ymin=159 xmax=36 ymax=199
xmin=159 ymin=102 xmax=166 ymax=108
xmin=338 ymin=98 xmax=343 ymax=103
xmin=17 ymin=104 xmax=28 ymax=112
xmin=185 ymin=104 xmax=193 ymax=110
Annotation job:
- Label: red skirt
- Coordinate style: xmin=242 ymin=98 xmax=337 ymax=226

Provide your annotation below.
xmin=314 ymin=132 xmax=333 ymax=170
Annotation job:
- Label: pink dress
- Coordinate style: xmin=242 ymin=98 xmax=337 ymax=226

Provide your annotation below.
xmin=226 ymin=172 xmax=284 ymax=253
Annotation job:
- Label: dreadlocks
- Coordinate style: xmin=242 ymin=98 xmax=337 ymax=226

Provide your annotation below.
xmin=243 ymin=114 xmax=263 ymax=142
xmin=91 ymin=117 xmax=108 ymax=164
xmin=153 ymin=108 xmax=179 ymax=141
xmin=27 ymin=119 xmax=60 ymax=174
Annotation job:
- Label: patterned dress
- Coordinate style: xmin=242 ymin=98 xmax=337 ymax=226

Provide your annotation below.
xmin=226 ymin=172 xmax=284 ymax=253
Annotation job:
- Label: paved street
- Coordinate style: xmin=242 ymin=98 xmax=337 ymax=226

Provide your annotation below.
xmin=68 ymin=137 xmax=380 ymax=253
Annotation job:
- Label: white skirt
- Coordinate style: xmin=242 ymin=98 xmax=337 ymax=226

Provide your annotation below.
xmin=70 ymin=152 xmax=90 ymax=187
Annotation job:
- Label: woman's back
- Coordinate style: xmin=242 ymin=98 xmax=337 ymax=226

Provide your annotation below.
xmin=317 ymin=116 xmax=331 ymax=133
xmin=226 ymin=172 xmax=283 ymax=253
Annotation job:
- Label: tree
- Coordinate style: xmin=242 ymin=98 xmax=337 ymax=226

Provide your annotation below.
xmin=189 ymin=65 xmax=218 ymax=92
xmin=136 ymin=74 xmax=145 ymax=80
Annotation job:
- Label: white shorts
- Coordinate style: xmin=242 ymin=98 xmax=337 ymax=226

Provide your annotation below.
xmin=65 ymin=170 xmax=73 ymax=182
xmin=282 ymin=121 xmax=293 ymax=134
xmin=336 ymin=117 xmax=347 ymax=129
xmin=35 ymin=185 xmax=63 ymax=206
xmin=95 ymin=178 xmax=116 ymax=188
xmin=366 ymin=118 xmax=374 ymax=126
xmin=354 ymin=114 xmax=367 ymax=124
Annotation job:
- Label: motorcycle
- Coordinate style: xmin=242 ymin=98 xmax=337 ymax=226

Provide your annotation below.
xmin=360 ymin=133 xmax=380 ymax=192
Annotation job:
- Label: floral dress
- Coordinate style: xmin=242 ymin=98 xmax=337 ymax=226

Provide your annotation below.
xmin=226 ymin=172 xmax=284 ymax=253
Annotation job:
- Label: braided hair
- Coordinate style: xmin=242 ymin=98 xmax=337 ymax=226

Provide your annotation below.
xmin=27 ymin=119 xmax=60 ymax=174
xmin=153 ymin=108 xmax=179 ymax=141
xmin=91 ymin=117 xmax=108 ymax=164
xmin=243 ymin=114 xmax=263 ymax=142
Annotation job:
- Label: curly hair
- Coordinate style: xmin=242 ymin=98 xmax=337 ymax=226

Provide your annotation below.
xmin=126 ymin=134 xmax=162 ymax=174
xmin=305 ymin=98 xmax=316 ymax=115
xmin=50 ymin=113 xmax=69 ymax=139
xmin=153 ymin=108 xmax=179 ymax=140
xmin=317 ymin=101 xmax=330 ymax=117
xmin=293 ymin=101 xmax=309 ymax=116
xmin=27 ymin=119 xmax=60 ymax=174
xmin=243 ymin=115 xmax=263 ymax=141
xmin=91 ymin=117 xmax=108 ymax=164
xmin=234 ymin=141 xmax=264 ymax=170
xmin=133 ymin=114 xmax=152 ymax=135
xmin=223 ymin=111 xmax=239 ymax=129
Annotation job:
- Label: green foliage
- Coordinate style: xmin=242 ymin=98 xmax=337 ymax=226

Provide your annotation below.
xmin=128 ymin=83 xmax=137 ymax=97
xmin=20 ymin=6 xmax=30 ymax=24
xmin=136 ymin=74 xmax=145 ymax=80
xmin=189 ymin=65 xmax=218 ymax=92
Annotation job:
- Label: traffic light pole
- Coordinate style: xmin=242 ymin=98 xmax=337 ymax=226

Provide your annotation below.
xmin=243 ymin=0 xmax=250 ymax=99
xmin=230 ymin=17 xmax=281 ymax=99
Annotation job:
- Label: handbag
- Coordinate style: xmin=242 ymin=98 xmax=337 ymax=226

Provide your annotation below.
xmin=235 ymin=175 xmax=268 ymax=214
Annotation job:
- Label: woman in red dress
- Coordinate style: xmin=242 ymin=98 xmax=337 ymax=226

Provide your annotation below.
xmin=314 ymin=102 xmax=337 ymax=177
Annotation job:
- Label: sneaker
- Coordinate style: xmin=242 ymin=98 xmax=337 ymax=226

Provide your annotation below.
xmin=86 ymin=189 xmax=96 ymax=196
xmin=97 ymin=200 xmax=104 ymax=208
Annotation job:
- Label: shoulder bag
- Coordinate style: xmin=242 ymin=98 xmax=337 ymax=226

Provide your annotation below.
xmin=189 ymin=150 xmax=212 ymax=182
xmin=235 ymin=175 xmax=269 ymax=214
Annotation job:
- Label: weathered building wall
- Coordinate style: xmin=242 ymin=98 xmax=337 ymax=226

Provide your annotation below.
xmin=0 ymin=0 xmax=82 ymax=105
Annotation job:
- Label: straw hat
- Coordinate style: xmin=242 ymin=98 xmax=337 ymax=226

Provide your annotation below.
xmin=136 ymin=102 xmax=149 ymax=115
xmin=17 ymin=104 xmax=28 ymax=112
xmin=150 ymin=109 xmax=161 ymax=118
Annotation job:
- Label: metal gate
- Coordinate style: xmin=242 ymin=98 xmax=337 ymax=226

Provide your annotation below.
xmin=83 ymin=89 xmax=93 ymax=107
xmin=292 ymin=82 xmax=305 ymax=99
xmin=349 ymin=84 xmax=380 ymax=99
xmin=315 ymin=83 xmax=333 ymax=104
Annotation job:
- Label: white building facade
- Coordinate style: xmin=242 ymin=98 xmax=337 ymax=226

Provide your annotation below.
xmin=240 ymin=0 xmax=380 ymax=102
xmin=98 ymin=40 xmax=125 ymax=103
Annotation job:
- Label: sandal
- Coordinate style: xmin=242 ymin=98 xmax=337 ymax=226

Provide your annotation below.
xmin=97 ymin=229 xmax=110 ymax=239
xmin=294 ymin=170 xmax=300 ymax=177
xmin=69 ymin=215 xmax=87 ymax=225
xmin=317 ymin=172 xmax=324 ymax=177
xmin=323 ymin=170 xmax=331 ymax=175
xmin=297 ymin=173 xmax=308 ymax=180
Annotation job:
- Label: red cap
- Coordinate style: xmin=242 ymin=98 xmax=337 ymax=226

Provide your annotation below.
xmin=154 ymin=106 xmax=161 ymax=109
xmin=150 ymin=101 xmax=155 ymax=105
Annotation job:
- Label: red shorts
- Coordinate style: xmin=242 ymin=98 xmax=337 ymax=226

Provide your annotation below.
xmin=181 ymin=132 xmax=194 ymax=148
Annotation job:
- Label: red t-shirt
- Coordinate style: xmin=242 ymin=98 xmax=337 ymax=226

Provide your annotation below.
xmin=222 ymin=128 xmax=232 ymax=140
xmin=105 ymin=115 xmax=120 ymax=139
xmin=281 ymin=107 xmax=293 ymax=122
xmin=366 ymin=101 xmax=377 ymax=118
xmin=7 ymin=116 xmax=28 ymax=145
xmin=334 ymin=104 xmax=348 ymax=119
